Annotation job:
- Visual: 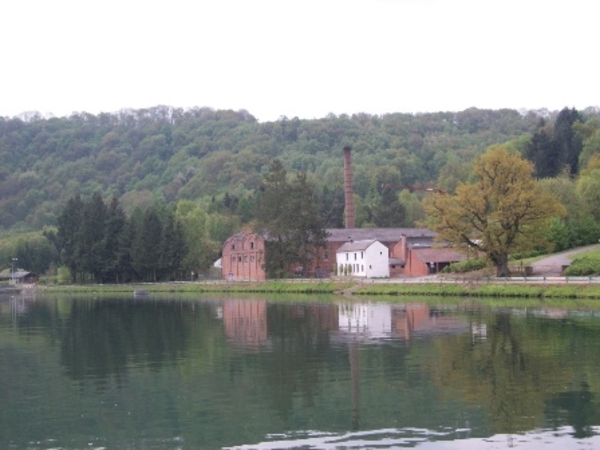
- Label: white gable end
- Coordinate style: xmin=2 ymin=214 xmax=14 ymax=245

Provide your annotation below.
xmin=336 ymin=240 xmax=389 ymax=278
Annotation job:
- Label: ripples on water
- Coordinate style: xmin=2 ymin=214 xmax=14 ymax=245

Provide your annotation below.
xmin=228 ymin=427 xmax=600 ymax=449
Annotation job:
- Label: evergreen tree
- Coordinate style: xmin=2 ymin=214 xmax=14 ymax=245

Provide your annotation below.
xmin=525 ymin=108 xmax=582 ymax=178
xmin=372 ymin=186 xmax=406 ymax=227
xmin=318 ymin=185 xmax=345 ymax=228
xmin=115 ymin=219 xmax=134 ymax=283
xmin=159 ymin=212 xmax=186 ymax=280
xmin=138 ymin=208 xmax=163 ymax=282
xmin=256 ymin=159 xmax=292 ymax=277
xmin=255 ymin=160 xmax=326 ymax=278
xmin=80 ymin=192 xmax=108 ymax=283
xmin=554 ymin=107 xmax=582 ymax=176
xmin=102 ymin=197 xmax=128 ymax=282
xmin=525 ymin=120 xmax=557 ymax=177
xmin=288 ymin=172 xmax=328 ymax=277
xmin=56 ymin=195 xmax=84 ymax=282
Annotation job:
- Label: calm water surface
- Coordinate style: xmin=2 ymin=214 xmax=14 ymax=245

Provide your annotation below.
xmin=2 ymin=294 xmax=600 ymax=449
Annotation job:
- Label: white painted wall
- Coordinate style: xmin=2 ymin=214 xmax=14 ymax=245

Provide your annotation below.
xmin=336 ymin=240 xmax=389 ymax=278
xmin=365 ymin=241 xmax=389 ymax=278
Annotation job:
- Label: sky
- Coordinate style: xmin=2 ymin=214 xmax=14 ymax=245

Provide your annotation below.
xmin=2 ymin=0 xmax=599 ymax=122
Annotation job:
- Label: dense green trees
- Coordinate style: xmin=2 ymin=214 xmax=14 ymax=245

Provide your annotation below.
xmin=55 ymin=196 xmax=190 ymax=283
xmin=424 ymin=146 xmax=566 ymax=277
xmin=524 ymin=107 xmax=583 ymax=178
xmin=255 ymin=160 xmax=327 ymax=278
xmin=3 ymin=105 xmax=600 ymax=278
xmin=0 ymin=106 xmax=551 ymax=232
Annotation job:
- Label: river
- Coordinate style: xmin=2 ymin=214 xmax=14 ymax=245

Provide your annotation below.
xmin=1 ymin=293 xmax=600 ymax=449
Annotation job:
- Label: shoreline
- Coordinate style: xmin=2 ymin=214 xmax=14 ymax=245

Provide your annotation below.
xmin=32 ymin=277 xmax=600 ymax=299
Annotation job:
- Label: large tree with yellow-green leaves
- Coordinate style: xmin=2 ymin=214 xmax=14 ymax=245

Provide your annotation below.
xmin=423 ymin=145 xmax=566 ymax=277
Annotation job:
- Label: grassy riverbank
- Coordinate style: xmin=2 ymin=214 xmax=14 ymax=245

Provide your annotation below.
xmin=38 ymin=279 xmax=600 ymax=299
xmin=40 ymin=281 xmax=352 ymax=295
xmin=352 ymin=282 xmax=600 ymax=299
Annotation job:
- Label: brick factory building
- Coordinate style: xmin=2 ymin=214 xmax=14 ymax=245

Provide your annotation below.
xmin=220 ymin=227 xmax=464 ymax=281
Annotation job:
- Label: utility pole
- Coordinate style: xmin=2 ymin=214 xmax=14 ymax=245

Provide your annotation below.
xmin=11 ymin=257 xmax=18 ymax=284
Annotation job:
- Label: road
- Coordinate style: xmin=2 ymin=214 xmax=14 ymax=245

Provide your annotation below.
xmin=530 ymin=244 xmax=600 ymax=276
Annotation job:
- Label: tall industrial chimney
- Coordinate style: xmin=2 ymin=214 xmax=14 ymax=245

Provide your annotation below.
xmin=343 ymin=145 xmax=356 ymax=229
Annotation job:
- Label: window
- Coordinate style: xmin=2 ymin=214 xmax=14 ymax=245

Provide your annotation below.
xmin=354 ymin=253 xmax=357 ymax=261
xmin=251 ymin=255 xmax=255 ymax=262
xmin=346 ymin=253 xmax=349 ymax=261
xmin=238 ymin=256 xmax=242 ymax=262
xmin=231 ymin=256 xmax=235 ymax=263
xmin=324 ymin=250 xmax=329 ymax=260
xmin=232 ymin=244 xmax=236 ymax=250
xmin=380 ymin=251 xmax=382 ymax=255
xmin=361 ymin=265 xmax=364 ymax=272
xmin=244 ymin=256 xmax=248 ymax=262
xmin=361 ymin=252 xmax=363 ymax=259
xmin=369 ymin=265 xmax=372 ymax=269
xmin=250 ymin=242 xmax=254 ymax=249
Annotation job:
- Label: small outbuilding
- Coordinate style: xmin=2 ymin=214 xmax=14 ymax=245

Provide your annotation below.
xmin=336 ymin=239 xmax=389 ymax=278
xmin=404 ymin=247 xmax=466 ymax=277
xmin=10 ymin=271 xmax=39 ymax=285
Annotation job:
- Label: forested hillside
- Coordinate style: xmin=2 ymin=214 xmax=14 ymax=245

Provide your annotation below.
xmin=3 ymin=105 xmax=600 ymax=280
xmin=1 ymin=106 xmax=558 ymax=231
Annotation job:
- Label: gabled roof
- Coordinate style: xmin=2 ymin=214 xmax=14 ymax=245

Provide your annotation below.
xmin=11 ymin=271 xmax=36 ymax=279
xmin=337 ymin=239 xmax=379 ymax=253
xmin=326 ymin=228 xmax=436 ymax=243
xmin=225 ymin=230 xmax=259 ymax=241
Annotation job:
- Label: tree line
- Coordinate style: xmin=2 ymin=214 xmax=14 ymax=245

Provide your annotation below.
xmin=49 ymin=193 xmax=183 ymax=283
xmin=0 ymin=106 xmax=559 ymax=231
xmin=42 ymin=193 xmax=242 ymax=283
xmin=30 ymin=158 xmax=327 ymax=282
xmin=3 ymin=105 xmax=600 ymax=278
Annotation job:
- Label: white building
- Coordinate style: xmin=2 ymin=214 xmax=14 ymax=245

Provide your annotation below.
xmin=336 ymin=239 xmax=389 ymax=278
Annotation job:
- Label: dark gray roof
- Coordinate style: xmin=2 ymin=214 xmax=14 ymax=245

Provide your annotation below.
xmin=326 ymin=228 xmax=436 ymax=243
xmin=337 ymin=239 xmax=378 ymax=252
xmin=408 ymin=239 xmax=435 ymax=248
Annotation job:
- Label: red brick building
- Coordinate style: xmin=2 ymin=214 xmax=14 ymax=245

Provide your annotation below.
xmin=221 ymin=231 xmax=266 ymax=281
xmin=221 ymin=227 xmax=466 ymax=280
xmin=316 ymin=228 xmax=437 ymax=277
xmin=403 ymin=247 xmax=466 ymax=277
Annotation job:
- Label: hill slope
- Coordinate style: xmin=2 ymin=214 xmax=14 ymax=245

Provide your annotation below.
xmin=0 ymin=106 xmax=566 ymax=231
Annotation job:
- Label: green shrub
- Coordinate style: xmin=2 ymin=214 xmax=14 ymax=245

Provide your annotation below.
xmin=56 ymin=266 xmax=71 ymax=284
xmin=564 ymin=254 xmax=600 ymax=276
xmin=443 ymin=258 xmax=488 ymax=273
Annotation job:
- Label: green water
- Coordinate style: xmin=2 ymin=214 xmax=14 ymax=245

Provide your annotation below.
xmin=2 ymin=294 xmax=600 ymax=449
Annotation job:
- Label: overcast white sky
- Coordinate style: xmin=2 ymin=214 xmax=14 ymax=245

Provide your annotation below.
xmin=1 ymin=0 xmax=598 ymax=122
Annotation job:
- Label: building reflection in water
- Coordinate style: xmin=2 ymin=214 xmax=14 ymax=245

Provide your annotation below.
xmin=337 ymin=302 xmax=471 ymax=342
xmin=222 ymin=299 xmax=268 ymax=349
xmin=220 ymin=300 xmax=481 ymax=350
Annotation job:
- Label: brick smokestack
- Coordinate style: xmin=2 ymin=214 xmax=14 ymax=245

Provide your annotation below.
xmin=343 ymin=145 xmax=355 ymax=228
